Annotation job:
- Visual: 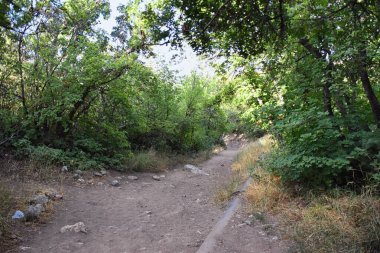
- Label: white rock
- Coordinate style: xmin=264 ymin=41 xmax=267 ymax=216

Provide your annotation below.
xmin=152 ymin=175 xmax=161 ymax=181
xmin=127 ymin=176 xmax=138 ymax=180
xmin=19 ymin=246 xmax=32 ymax=251
xmin=184 ymin=164 xmax=209 ymax=175
xmin=93 ymin=172 xmax=102 ymax=177
xmin=60 ymin=222 xmax=87 ymax=233
xmin=25 ymin=204 xmax=45 ymax=220
xmin=111 ymin=180 xmax=120 ymax=187
xmin=61 ymin=166 xmax=68 ymax=172
xmin=74 ymin=170 xmax=84 ymax=175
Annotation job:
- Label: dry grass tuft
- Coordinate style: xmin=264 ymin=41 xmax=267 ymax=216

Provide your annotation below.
xmin=245 ymin=165 xmax=380 ymax=252
xmin=246 ymin=168 xmax=289 ymax=212
xmin=232 ymin=135 xmax=380 ymax=252
xmin=214 ymin=135 xmax=274 ymax=206
xmin=231 ymin=135 xmax=274 ymax=178
xmin=214 ymin=176 xmax=241 ymax=206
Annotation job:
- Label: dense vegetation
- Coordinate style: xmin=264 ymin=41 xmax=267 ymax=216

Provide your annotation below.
xmin=133 ymin=0 xmax=380 ymax=188
xmin=0 ymin=0 xmax=227 ymax=170
xmin=1 ymin=0 xmax=380 ymax=189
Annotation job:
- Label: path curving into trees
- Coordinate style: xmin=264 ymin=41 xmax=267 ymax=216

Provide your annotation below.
xmin=23 ymin=138 xmax=285 ymax=253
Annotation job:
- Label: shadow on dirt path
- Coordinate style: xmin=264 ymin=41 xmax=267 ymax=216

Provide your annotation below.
xmin=20 ymin=138 xmax=286 ymax=253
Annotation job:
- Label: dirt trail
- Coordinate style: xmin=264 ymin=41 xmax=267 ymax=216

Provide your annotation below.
xmin=21 ymin=139 xmax=285 ymax=253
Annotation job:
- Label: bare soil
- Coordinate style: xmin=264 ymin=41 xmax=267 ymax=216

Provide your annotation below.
xmin=14 ymin=139 xmax=286 ymax=253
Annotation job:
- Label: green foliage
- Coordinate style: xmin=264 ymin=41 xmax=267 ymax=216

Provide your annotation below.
xmin=0 ymin=0 xmax=228 ymax=171
xmin=135 ymin=0 xmax=380 ymax=188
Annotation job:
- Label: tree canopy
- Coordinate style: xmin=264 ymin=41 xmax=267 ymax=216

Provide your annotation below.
xmin=0 ymin=0 xmax=379 ymax=188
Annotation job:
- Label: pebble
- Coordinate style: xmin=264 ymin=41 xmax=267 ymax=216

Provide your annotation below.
xmin=73 ymin=174 xmax=81 ymax=180
xmin=78 ymin=178 xmax=85 ymax=183
xmin=152 ymin=175 xmax=161 ymax=181
xmin=61 ymin=166 xmax=68 ymax=172
xmin=111 ymin=180 xmax=120 ymax=187
xmin=60 ymin=222 xmax=87 ymax=233
xmin=74 ymin=170 xmax=84 ymax=175
xmin=160 ymin=175 xmax=166 ymax=178
xmin=30 ymin=195 xmax=49 ymax=205
xmin=19 ymin=246 xmax=32 ymax=251
xmin=25 ymin=204 xmax=45 ymax=220
xmin=94 ymin=172 xmax=103 ymax=177
xmin=127 ymin=176 xmax=138 ymax=180
xmin=100 ymin=169 xmax=107 ymax=176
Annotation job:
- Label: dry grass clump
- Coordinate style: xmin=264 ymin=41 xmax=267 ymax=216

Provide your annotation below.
xmin=235 ymin=135 xmax=380 ymax=252
xmin=246 ymin=168 xmax=289 ymax=212
xmin=245 ymin=167 xmax=380 ymax=253
xmin=231 ymin=135 xmax=274 ymax=178
xmin=214 ymin=135 xmax=274 ymax=206
xmin=214 ymin=176 xmax=241 ymax=206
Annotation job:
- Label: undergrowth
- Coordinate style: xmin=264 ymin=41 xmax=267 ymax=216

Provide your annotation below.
xmin=232 ymin=135 xmax=380 ymax=253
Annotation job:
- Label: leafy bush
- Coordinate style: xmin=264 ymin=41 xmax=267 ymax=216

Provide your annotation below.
xmin=265 ymin=108 xmax=380 ymax=187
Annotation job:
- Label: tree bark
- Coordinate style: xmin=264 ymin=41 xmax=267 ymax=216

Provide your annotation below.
xmin=18 ymin=36 xmax=27 ymax=114
xmin=358 ymin=51 xmax=380 ymax=126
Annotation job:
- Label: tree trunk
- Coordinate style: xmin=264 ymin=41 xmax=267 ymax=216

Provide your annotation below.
xmin=18 ymin=37 xmax=27 ymax=114
xmin=358 ymin=49 xmax=380 ymax=127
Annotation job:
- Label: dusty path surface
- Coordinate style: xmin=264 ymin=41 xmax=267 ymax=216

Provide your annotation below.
xmin=21 ymin=140 xmax=285 ymax=253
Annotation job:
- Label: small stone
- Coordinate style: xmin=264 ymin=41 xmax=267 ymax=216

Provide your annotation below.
xmin=61 ymin=166 xmax=68 ymax=172
xmin=184 ymin=164 xmax=209 ymax=175
xmin=127 ymin=176 xmax=138 ymax=180
xmin=271 ymin=236 xmax=279 ymax=241
xmin=111 ymin=180 xmax=120 ymax=187
xmin=115 ymin=176 xmax=122 ymax=180
xmin=152 ymin=175 xmax=161 ymax=181
xmin=160 ymin=175 xmax=166 ymax=178
xmin=97 ymin=182 xmax=104 ymax=186
xmin=60 ymin=222 xmax=87 ymax=233
xmin=100 ymin=169 xmax=107 ymax=176
xmin=75 ymin=170 xmax=84 ymax=175
xmin=73 ymin=174 xmax=81 ymax=180
xmin=244 ymin=220 xmax=252 ymax=225
xmin=30 ymin=195 xmax=49 ymax=205
xmin=25 ymin=204 xmax=45 ymax=220
xmin=19 ymin=246 xmax=32 ymax=251
xmin=77 ymin=178 xmax=85 ymax=183
xmin=145 ymin=211 xmax=152 ymax=215
xmin=94 ymin=172 xmax=102 ymax=177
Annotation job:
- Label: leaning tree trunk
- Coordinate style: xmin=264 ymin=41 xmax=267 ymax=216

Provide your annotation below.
xmin=358 ymin=48 xmax=380 ymax=127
